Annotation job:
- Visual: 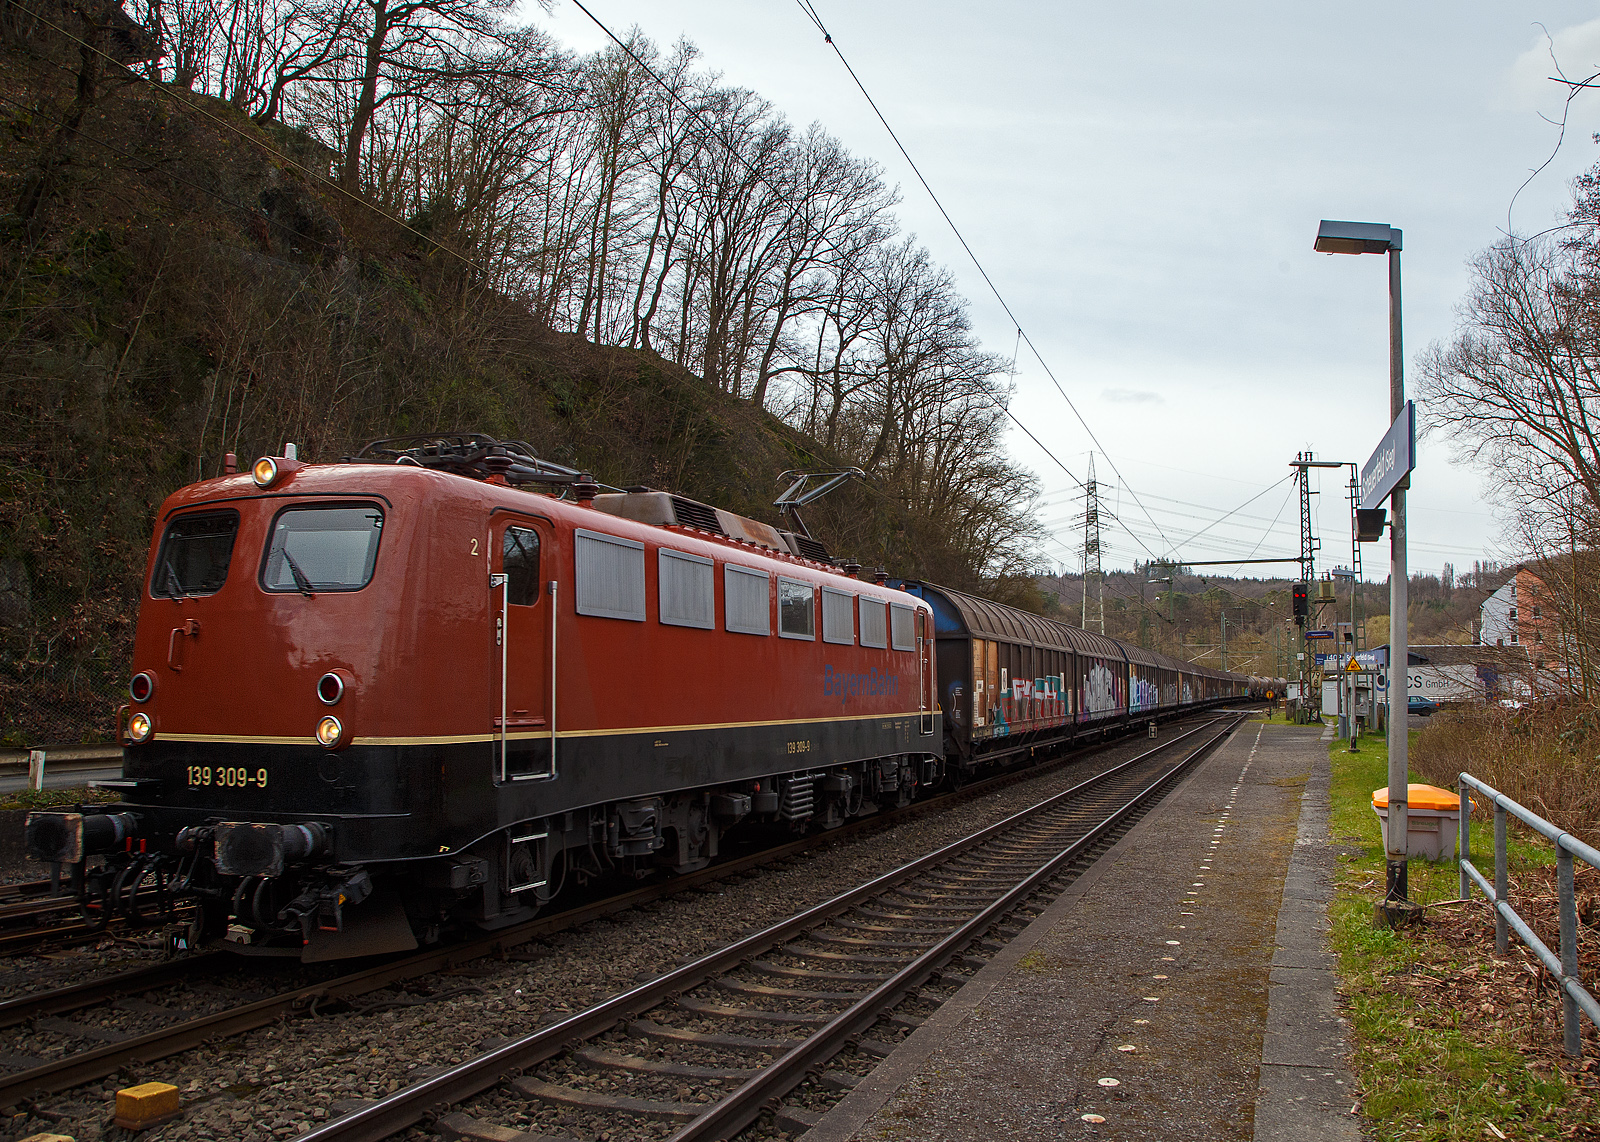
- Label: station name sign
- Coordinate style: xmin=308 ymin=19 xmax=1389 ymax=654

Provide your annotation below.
xmin=1360 ymin=401 xmax=1415 ymax=510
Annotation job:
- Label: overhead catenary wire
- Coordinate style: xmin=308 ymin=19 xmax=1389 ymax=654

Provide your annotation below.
xmin=1164 ymin=472 xmax=1298 ymax=554
xmin=0 ymin=88 xmax=336 ymax=257
xmin=792 ymin=0 xmax=1177 ymax=562
xmin=564 ymin=0 xmax=1093 ymax=500
xmin=5 ymin=0 xmax=515 ymax=282
xmin=33 ymin=0 xmax=1270 ymax=575
xmin=1040 ymin=475 xmax=1302 ymax=563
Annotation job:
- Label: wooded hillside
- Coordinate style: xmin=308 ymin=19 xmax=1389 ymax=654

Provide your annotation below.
xmin=1043 ymin=562 xmax=1503 ymax=679
xmin=0 ymin=0 xmax=1045 ymax=743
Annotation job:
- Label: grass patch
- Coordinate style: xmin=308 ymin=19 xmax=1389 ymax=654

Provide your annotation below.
xmin=1252 ymin=706 xmax=1304 ymax=727
xmin=1327 ymin=735 xmax=1598 ymax=1139
xmin=0 ymin=785 xmax=118 ymax=812
xmin=1016 ymin=949 xmax=1049 ymax=973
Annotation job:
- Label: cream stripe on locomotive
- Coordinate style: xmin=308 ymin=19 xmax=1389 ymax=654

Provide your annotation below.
xmin=152 ymin=706 xmax=945 ymax=748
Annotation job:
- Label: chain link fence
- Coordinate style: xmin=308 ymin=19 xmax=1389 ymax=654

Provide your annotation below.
xmin=1 ymin=556 xmax=134 ymax=748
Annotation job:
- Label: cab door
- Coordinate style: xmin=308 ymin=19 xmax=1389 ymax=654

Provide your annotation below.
xmin=490 ymin=517 xmax=556 ymax=781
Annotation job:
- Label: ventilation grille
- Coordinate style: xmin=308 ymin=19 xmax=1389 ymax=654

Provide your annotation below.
xmin=670 ymin=496 xmax=726 ymax=535
xmin=790 ymin=533 xmax=831 ymax=562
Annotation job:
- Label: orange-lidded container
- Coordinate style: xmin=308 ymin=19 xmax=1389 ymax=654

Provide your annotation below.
xmin=1372 ymin=784 xmax=1460 ymax=812
xmin=1371 ymin=783 xmax=1461 ymax=861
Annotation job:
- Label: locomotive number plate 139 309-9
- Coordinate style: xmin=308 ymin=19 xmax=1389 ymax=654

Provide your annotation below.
xmin=187 ymin=765 xmax=270 ymax=789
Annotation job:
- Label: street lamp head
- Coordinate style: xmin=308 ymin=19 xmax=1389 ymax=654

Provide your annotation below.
xmin=1315 ymin=219 xmax=1401 ymax=255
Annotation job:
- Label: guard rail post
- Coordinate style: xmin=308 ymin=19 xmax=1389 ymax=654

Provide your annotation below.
xmin=1494 ymin=799 xmax=1508 ymax=955
xmin=1458 ymin=771 xmax=1600 ymax=1060
xmin=1560 ymin=844 xmax=1580 ymax=1058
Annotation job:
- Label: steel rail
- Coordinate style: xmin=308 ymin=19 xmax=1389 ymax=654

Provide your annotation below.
xmin=0 ymin=880 xmax=55 ymax=903
xmin=670 ymin=714 xmax=1241 ymax=1142
xmin=0 ymin=896 xmax=76 ymax=921
xmin=0 ymin=723 xmax=1102 ymax=1026
xmin=295 ymin=715 xmax=1237 ymax=1142
xmin=0 ymin=892 xmax=194 ymax=956
xmin=0 ymin=952 xmax=224 ymax=1030
xmin=0 ymin=710 xmax=1212 ymax=1012
xmin=0 ymin=711 xmax=1228 ymax=1109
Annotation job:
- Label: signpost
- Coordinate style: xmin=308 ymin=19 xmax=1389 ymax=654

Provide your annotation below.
xmin=1366 ymin=400 xmax=1417 ymax=920
xmin=1360 ymin=401 xmax=1416 ymax=510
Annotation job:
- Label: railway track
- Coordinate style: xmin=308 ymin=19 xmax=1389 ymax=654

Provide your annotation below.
xmin=0 ymin=877 xmax=192 ymax=957
xmin=298 ymin=712 xmax=1243 ymax=1142
xmin=0 ymin=710 xmax=1242 ymax=1118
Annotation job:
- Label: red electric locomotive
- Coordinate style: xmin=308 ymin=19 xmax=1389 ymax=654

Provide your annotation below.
xmin=26 ymin=437 xmax=942 ymax=958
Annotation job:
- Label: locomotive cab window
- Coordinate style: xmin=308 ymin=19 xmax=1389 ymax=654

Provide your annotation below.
xmin=890 ymin=603 xmax=916 ymax=651
xmin=659 ymin=549 xmax=714 ymax=629
xmin=503 ymin=527 xmax=540 ymax=605
xmin=859 ymin=597 xmax=887 ymax=648
xmin=725 ymin=565 xmax=770 ymax=635
xmin=778 ymin=578 xmax=815 ymax=640
xmin=261 ymin=505 xmax=382 ymax=593
xmin=152 ymin=510 xmax=240 ymax=598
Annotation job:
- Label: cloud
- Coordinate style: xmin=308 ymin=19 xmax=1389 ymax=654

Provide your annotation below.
xmin=1102 ymin=388 xmax=1163 ymax=405
xmin=1504 ymin=19 xmax=1600 ymax=110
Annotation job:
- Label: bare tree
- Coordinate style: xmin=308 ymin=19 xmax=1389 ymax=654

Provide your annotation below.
xmin=746 ymin=125 xmax=893 ymax=411
xmin=1420 ymin=232 xmax=1600 ymax=704
xmin=1420 ymin=236 xmax=1600 ymax=516
xmin=333 ymin=0 xmax=548 ymax=192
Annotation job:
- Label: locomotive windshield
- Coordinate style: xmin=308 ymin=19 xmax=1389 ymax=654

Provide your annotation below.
xmin=151 ymin=510 xmax=241 ymax=598
xmin=261 ymin=504 xmax=384 ymax=593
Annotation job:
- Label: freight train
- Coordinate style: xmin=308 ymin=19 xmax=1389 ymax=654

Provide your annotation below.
xmin=25 ymin=436 xmax=1250 ymax=959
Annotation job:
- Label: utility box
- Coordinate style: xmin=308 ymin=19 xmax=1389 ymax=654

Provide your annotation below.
xmin=1371 ymin=784 xmax=1460 ymax=861
xmin=1316 ymin=581 xmax=1338 ymax=601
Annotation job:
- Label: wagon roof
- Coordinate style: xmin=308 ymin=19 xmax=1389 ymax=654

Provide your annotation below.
xmin=921 ymin=583 xmax=1128 ymax=659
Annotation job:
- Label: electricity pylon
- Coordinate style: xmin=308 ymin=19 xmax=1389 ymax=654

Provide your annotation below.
xmin=1080 ymin=454 xmax=1107 ymax=635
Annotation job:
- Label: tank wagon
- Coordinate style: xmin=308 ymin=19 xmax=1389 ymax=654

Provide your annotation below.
xmin=25 ymin=436 xmax=1249 ymax=958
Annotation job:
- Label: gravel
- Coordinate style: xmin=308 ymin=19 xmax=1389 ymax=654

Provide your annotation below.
xmin=2 ymin=725 xmax=1199 ymax=1142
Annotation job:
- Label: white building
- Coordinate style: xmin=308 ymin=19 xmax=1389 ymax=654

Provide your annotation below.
xmin=1480 ymin=575 xmax=1519 ymax=647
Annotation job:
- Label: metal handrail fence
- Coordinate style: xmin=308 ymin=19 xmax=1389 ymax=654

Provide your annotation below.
xmin=1458 ymin=771 xmax=1599 ymax=1058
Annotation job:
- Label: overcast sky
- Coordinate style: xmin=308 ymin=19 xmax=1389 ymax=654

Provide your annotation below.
xmin=531 ymin=1 xmax=1600 ymax=584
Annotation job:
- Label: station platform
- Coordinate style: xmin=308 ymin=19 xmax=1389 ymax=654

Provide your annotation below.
xmin=802 ymin=717 xmax=1362 ymax=1142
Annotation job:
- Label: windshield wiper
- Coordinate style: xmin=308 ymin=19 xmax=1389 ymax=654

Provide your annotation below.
xmin=163 ymin=560 xmax=187 ymax=599
xmin=281 ymin=549 xmax=316 ymax=598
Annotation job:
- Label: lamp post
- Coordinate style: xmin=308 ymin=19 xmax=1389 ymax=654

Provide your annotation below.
xmin=1315 ymin=218 xmax=1413 ymax=915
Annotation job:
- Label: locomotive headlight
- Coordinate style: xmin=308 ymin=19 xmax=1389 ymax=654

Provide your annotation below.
xmin=252 ymin=457 xmax=280 ymax=487
xmin=317 ymin=671 xmax=347 ymax=705
xmin=129 ymin=672 xmax=154 ymax=703
xmin=316 ymin=715 xmax=345 ymax=749
xmin=127 ymin=711 xmax=153 ymax=743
